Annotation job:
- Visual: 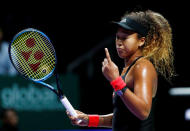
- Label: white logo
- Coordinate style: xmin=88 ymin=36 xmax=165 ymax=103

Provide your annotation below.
xmin=120 ymin=18 xmax=126 ymax=22
xmin=0 ymin=83 xmax=64 ymax=111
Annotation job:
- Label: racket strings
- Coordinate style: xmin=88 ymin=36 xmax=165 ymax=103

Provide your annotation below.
xmin=14 ymin=35 xmax=55 ymax=78
xmin=10 ymin=31 xmax=56 ymax=80
xmin=12 ymin=32 xmax=40 ymax=75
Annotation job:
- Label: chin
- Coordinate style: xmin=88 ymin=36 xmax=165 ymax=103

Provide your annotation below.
xmin=117 ymin=51 xmax=129 ymax=59
xmin=117 ymin=54 xmax=126 ymax=59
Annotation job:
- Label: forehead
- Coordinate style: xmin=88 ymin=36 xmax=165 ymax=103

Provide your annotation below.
xmin=116 ymin=27 xmax=136 ymax=37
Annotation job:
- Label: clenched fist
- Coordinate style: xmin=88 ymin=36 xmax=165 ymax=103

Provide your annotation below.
xmin=102 ymin=48 xmax=120 ymax=82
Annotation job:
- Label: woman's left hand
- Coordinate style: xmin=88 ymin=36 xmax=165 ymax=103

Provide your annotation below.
xmin=102 ymin=48 xmax=120 ymax=82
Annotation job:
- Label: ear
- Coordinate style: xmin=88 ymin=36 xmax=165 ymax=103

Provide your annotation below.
xmin=138 ymin=37 xmax=146 ymax=47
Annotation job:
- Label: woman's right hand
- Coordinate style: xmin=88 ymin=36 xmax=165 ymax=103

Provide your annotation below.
xmin=66 ymin=110 xmax=89 ymax=126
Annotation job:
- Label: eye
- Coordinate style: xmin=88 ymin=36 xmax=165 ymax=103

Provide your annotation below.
xmin=116 ymin=35 xmax=127 ymax=41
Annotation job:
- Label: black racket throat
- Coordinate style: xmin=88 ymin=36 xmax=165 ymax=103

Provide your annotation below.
xmin=41 ymin=72 xmax=64 ymax=99
xmin=54 ymin=72 xmax=64 ymax=98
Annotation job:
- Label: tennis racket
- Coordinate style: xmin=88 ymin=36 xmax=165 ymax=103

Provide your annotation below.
xmin=8 ymin=28 xmax=81 ymax=122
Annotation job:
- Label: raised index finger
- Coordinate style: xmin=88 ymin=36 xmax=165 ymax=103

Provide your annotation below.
xmin=105 ymin=48 xmax=111 ymax=62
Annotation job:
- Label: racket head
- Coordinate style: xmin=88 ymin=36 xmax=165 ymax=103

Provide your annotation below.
xmin=9 ymin=28 xmax=57 ymax=81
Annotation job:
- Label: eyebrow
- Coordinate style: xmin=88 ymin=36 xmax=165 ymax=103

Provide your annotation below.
xmin=116 ymin=31 xmax=131 ymax=37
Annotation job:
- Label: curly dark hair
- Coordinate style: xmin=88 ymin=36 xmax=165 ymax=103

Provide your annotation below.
xmin=121 ymin=10 xmax=176 ymax=81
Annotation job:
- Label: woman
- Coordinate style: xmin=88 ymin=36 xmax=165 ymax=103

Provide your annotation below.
xmin=67 ymin=10 xmax=175 ymax=131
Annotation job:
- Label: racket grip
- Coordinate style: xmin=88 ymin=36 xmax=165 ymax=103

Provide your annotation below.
xmin=60 ymin=96 xmax=82 ymax=123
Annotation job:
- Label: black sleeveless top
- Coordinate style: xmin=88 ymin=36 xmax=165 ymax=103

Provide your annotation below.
xmin=112 ymin=56 xmax=156 ymax=131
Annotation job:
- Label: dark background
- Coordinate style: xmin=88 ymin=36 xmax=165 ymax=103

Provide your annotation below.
xmin=1 ymin=0 xmax=190 ymax=130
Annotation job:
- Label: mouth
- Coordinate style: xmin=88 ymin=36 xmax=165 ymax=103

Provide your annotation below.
xmin=117 ymin=48 xmax=124 ymax=52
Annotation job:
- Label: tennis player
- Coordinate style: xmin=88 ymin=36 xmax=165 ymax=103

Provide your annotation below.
xmin=67 ymin=10 xmax=175 ymax=131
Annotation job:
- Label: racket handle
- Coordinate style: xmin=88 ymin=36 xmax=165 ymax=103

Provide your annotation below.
xmin=60 ymin=96 xmax=82 ymax=123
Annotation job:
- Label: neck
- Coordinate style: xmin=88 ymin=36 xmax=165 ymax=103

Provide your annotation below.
xmin=124 ymin=50 xmax=142 ymax=67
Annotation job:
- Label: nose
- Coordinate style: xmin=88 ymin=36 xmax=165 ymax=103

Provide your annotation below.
xmin=116 ymin=39 xmax=123 ymax=47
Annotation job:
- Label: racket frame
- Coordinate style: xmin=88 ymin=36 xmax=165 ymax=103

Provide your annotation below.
xmin=9 ymin=28 xmax=56 ymax=82
xmin=9 ymin=28 xmax=80 ymax=121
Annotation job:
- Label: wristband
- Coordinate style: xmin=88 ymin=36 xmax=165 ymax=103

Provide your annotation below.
xmin=110 ymin=76 xmax=126 ymax=91
xmin=88 ymin=115 xmax=99 ymax=127
xmin=116 ymin=86 xmax=128 ymax=96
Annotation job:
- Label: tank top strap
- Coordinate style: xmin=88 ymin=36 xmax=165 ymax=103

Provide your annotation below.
xmin=121 ymin=56 xmax=143 ymax=80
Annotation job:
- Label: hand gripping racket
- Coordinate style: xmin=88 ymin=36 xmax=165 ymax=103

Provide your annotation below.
xmin=8 ymin=28 xmax=81 ymax=122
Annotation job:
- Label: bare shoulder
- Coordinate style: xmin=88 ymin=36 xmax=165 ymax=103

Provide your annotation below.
xmin=133 ymin=58 xmax=157 ymax=76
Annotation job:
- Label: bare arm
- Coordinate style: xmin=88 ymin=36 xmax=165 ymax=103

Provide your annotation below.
xmin=98 ymin=113 xmax=113 ymax=128
xmin=120 ymin=61 xmax=157 ymax=120
xmin=66 ymin=110 xmax=113 ymax=128
xmin=101 ymin=48 xmax=157 ymax=120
